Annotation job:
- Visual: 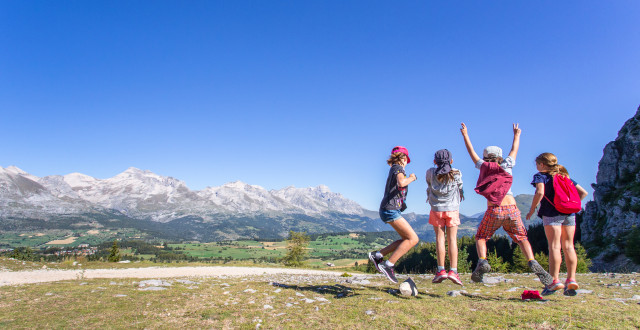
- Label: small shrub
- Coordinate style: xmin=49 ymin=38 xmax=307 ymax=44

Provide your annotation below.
xmin=487 ymin=249 xmax=509 ymax=273
xmin=510 ymin=248 xmax=530 ymax=273
xmin=575 ymin=243 xmax=592 ymax=273
xmin=625 ymin=226 xmax=640 ymax=264
xmin=533 ymin=251 xmax=549 ymax=271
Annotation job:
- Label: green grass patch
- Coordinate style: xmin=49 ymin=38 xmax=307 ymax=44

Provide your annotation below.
xmin=0 ymin=271 xmax=638 ymax=328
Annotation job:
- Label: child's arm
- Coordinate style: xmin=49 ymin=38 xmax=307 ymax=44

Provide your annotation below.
xmin=457 ymin=172 xmax=464 ymax=201
xmin=508 ymin=123 xmax=521 ymax=160
xmin=397 ymin=173 xmax=416 ymax=187
xmin=576 ymin=184 xmax=589 ymax=200
xmin=526 ymin=182 xmax=544 ymax=220
xmin=460 ymin=123 xmax=481 ymax=164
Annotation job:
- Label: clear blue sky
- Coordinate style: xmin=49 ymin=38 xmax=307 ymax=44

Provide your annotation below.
xmin=1 ymin=1 xmax=639 ymax=215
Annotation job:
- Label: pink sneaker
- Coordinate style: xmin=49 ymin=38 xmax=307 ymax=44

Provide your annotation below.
xmin=432 ymin=270 xmax=448 ymax=283
xmin=447 ymin=270 xmax=463 ymax=285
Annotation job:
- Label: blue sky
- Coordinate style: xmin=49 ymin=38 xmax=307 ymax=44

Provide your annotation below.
xmin=1 ymin=1 xmax=639 ymax=215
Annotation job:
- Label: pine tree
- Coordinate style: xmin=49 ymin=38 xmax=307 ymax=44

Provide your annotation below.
xmin=487 ymin=248 xmax=509 ymax=273
xmin=574 ymin=243 xmax=592 ymax=273
xmin=281 ymin=231 xmax=310 ymax=267
xmin=511 ymin=247 xmax=530 ymax=273
xmin=108 ymin=240 xmax=121 ymax=262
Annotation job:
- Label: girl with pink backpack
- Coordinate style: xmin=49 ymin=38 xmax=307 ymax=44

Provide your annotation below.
xmin=526 ymin=152 xmax=589 ymax=296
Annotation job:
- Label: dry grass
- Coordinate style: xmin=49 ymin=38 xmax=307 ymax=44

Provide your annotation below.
xmin=1 ymin=270 xmax=639 ymax=328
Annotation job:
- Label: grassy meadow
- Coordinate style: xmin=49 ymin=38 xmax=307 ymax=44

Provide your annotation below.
xmin=1 ymin=265 xmax=638 ymax=328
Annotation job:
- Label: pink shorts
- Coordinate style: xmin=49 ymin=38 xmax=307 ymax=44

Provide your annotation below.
xmin=429 ymin=210 xmax=460 ymax=227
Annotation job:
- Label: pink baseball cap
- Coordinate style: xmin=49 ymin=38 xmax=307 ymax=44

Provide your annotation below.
xmin=391 ymin=146 xmax=411 ymax=163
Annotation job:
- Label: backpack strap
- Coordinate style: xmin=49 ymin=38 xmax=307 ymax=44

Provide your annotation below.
xmin=543 ymin=194 xmax=555 ymax=208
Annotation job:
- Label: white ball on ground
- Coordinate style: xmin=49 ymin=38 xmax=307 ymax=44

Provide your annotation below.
xmin=399 ymin=278 xmax=418 ymax=296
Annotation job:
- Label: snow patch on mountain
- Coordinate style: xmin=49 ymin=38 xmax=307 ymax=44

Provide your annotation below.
xmin=0 ymin=166 xmax=366 ymax=222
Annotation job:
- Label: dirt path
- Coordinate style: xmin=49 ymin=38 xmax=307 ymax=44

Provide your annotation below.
xmin=0 ymin=266 xmax=343 ymax=286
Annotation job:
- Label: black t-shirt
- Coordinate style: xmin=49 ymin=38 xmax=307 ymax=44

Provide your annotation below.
xmin=380 ymin=164 xmax=408 ymax=211
xmin=531 ymin=172 xmax=578 ymax=217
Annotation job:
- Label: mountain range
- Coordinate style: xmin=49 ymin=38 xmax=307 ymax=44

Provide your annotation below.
xmin=0 ymin=166 xmax=536 ymax=241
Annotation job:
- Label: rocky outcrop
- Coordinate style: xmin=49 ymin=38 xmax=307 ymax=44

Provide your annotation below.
xmin=582 ymin=105 xmax=640 ymax=271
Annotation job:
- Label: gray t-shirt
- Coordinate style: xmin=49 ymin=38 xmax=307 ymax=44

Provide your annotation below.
xmin=426 ymin=168 xmax=463 ymax=212
xmin=475 ymin=156 xmax=515 ymax=196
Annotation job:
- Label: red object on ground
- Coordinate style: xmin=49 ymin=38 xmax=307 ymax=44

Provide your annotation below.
xmin=521 ymin=290 xmax=544 ymax=300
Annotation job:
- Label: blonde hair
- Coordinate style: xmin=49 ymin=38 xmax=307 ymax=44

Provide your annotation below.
xmin=387 ymin=152 xmax=407 ymax=166
xmin=436 ymin=169 xmax=460 ymax=183
xmin=535 ymin=152 xmax=569 ymax=178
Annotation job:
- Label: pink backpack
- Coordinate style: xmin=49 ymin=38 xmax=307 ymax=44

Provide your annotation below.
xmin=545 ymin=175 xmax=581 ymax=214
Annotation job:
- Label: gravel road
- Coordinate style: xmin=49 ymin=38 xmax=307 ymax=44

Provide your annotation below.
xmin=0 ymin=266 xmax=343 ymax=286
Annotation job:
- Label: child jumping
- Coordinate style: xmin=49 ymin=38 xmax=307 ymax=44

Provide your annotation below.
xmin=369 ymin=146 xmax=419 ymax=283
xmin=426 ymin=149 xmax=464 ymax=285
xmin=526 ymin=152 xmax=588 ymax=296
xmin=460 ymin=123 xmax=553 ymax=286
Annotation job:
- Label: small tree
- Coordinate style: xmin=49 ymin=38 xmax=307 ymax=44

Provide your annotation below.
xmin=511 ymin=247 xmax=530 ymax=273
xmin=533 ymin=251 xmax=549 ymax=271
xmin=625 ymin=226 xmax=640 ymax=264
xmin=487 ymin=248 xmax=509 ymax=273
xmin=574 ymin=243 xmax=592 ymax=273
xmin=456 ymin=244 xmax=473 ymax=273
xmin=281 ymin=231 xmax=310 ymax=267
xmin=108 ymin=240 xmax=121 ymax=262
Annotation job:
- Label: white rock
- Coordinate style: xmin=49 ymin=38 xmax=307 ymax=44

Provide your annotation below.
xmin=139 ymin=280 xmax=171 ymax=287
xmin=399 ymin=279 xmax=418 ymax=297
xmin=263 ymin=305 xmax=273 ymax=309
xmin=139 ymin=287 xmax=166 ymax=291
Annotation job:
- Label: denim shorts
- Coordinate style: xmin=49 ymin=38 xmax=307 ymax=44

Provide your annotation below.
xmin=379 ymin=209 xmax=402 ymax=223
xmin=542 ymin=214 xmax=576 ymax=226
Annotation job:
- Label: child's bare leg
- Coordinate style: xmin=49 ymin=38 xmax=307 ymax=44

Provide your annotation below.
xmin=386 ymin=218 xmax=419 ymax=264
xmin=434 ymin=225 xmax=446 ymax=267
xmin=561 ymin=226 xmax=578 ymax=280
xmin=516 ymin=240 xmax=535 ymax=260
xmin=379 ymin=240 xmax=402 ymax=257
xmin=447 ymin=226 xmax=459 ymax=269
xmin=544 ymin=225 xmax=563 ymax=280
xmin=476 ymin=238 xmax=488 ymax=259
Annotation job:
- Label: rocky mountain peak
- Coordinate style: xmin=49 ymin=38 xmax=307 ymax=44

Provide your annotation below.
xmin=582 ymin=105 xmax=640 ymax=271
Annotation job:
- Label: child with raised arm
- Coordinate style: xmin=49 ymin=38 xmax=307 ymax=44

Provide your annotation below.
xmin=460 ymin=123 xmax=553 ymax=286
xmin=526 ymin=152 xmax=588 ymax=296
xmin=426 ymin=149 xmax=464 ymax=285
xmin=368 ymin=146 xmax=420 ymax=284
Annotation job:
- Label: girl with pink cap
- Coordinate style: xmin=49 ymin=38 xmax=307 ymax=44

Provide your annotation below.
xmin=368 ymin=146 xmax=419 ymax=283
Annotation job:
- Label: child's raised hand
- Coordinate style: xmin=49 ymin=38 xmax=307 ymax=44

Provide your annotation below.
xmin=513 ymin=123 xmax=521 ymax=136
xmin=460 ymin=123 xmax=468 ymax=136
xmin=409 ymin=173 xmax=417 ymax=181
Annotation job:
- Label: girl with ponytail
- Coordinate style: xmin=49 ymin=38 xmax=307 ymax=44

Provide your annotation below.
xmin=526 ymin=152 xmax=589 ymax=296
